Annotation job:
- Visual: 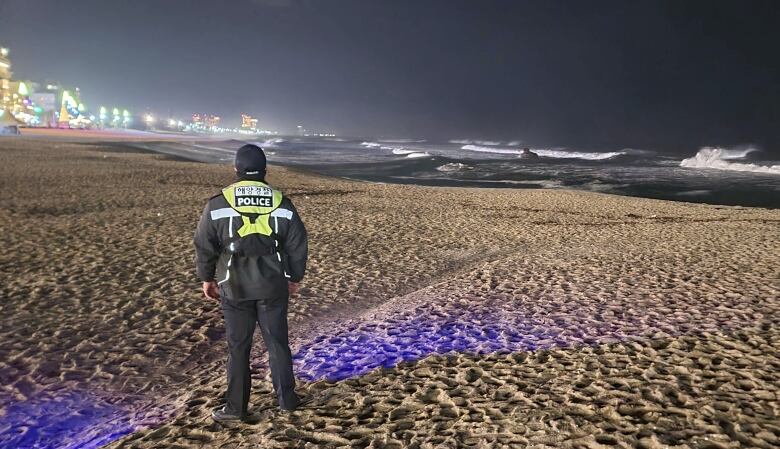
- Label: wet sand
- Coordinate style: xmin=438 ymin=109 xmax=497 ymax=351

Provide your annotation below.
xmin=0 ymin=138 xmax=777 ymax=448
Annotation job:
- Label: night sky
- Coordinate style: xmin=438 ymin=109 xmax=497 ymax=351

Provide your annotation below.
xmin=1 ymin=0 xmax=778 ymax=154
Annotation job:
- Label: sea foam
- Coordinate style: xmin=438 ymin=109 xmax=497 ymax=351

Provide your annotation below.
xmin=680 ymin=147 xmax=780 ymax=175
xmin=461 ymin=145 xmax=624 ymax=160
xmin=378 ymin=138 xmax=426 ymax=143
xmin=449 ymin=139 xmax=503 ymax=146
xmin=257 ymin=138 xmax=286 ymax=147
xmin=436 ymin=162 xmax=473 ymax=172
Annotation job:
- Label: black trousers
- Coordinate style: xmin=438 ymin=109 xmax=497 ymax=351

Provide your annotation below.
xmin=221 ymin=296 xmax=299 ymax=414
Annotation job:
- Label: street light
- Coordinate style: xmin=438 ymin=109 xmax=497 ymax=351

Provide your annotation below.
xmin=111 ymin=108 xmax=120 ymax=127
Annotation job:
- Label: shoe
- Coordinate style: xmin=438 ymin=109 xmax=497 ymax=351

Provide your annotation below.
xmin=279 ymin=395 xmax=312 ymax=413
xmin=211 ymin=406 xmax=246 ymax=422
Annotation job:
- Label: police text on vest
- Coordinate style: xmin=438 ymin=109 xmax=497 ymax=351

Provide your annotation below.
xmin=236 ymin=196 xmax=273 ymax=207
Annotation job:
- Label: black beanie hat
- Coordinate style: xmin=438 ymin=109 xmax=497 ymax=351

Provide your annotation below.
xmin=235 ymin=144 xmax=267 ymax=180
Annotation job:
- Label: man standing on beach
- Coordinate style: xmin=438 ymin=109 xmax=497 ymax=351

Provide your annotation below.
xmin=194 ymin=144 xmax=308 ymax=421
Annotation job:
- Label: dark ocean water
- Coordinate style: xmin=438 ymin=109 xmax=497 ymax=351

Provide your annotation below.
xmin=128 ymin=138 xmax=780 ymax=208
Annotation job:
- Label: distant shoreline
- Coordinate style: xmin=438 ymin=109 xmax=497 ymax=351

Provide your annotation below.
xmin=8 ymin=129 xmax=779 ymax=209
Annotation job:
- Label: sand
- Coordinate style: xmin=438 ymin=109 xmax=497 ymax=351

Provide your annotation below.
xmin=0 ymin=137 xmax=777 ymax=449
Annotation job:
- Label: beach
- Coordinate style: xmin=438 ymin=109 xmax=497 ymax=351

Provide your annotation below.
xmin=0 ymin=137 xmax=778 ymax=449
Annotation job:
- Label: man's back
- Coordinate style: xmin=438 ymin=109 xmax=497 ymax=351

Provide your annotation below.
xmin=194 ymin=180 xmax=307 ymax=301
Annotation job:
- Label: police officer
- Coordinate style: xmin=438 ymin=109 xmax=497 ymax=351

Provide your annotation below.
xmin=194 ymin=144 xmax=308 ymax=421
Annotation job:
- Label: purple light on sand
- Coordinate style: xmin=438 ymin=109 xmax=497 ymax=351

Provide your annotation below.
xmin=0 ymin=389 xmax=135 ymax=449
xmin=3 ymin=291 xmax=766 ymax=447
xmin=292 ymin=290 xmax=762 ymax=383
xmin=293 ymin=302 xmax=559 ymax=382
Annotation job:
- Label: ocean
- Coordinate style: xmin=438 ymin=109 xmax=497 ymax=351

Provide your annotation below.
xmin=129 ymin=137 xmax=780 ymax=208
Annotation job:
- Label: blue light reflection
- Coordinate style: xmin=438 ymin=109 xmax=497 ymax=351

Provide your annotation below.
xmin=0 ymin=389 xmax=135 ymax=449
xmin=293 ymin=304 xmax=558 ymax=382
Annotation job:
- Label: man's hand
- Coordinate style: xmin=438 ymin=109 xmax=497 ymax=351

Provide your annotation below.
xmin=202 ymin=281 xmax=220 ymax=300
xmin=288 ymin=282 xmax=300 ymax=296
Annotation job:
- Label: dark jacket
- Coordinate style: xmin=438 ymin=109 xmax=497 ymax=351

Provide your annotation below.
xmin=194 ymin=182 xmax=308 ymax=301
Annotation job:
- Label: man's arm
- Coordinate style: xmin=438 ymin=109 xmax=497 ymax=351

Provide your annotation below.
xmin=194 ymin=202 xmax=221 ymax=282
xmin=283 ymin=199 xmax=308 ymax=283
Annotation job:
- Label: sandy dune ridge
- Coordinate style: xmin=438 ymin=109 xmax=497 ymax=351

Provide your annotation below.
xmin=0 ymin=138 xmax=777 ymax=448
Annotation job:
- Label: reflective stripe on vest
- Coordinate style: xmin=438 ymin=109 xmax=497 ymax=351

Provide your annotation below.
xmin=222 ymin=180 xmax=284 ymax=237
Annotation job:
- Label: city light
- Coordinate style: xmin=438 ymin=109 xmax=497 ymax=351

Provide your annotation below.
xmin=241 ymin=113 xmax=258 ymax=131
xmin=111 ymin=109 xmax=120 ymax=126
xmin=0 ymin=44 xmax=285 ymax=134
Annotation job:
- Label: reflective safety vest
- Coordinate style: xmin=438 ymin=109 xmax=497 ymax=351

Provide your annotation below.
xmin=222 ymin=180 xmax=284 ymax=237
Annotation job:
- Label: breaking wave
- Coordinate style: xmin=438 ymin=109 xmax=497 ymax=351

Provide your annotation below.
xmin=378 ymin=138 xmax=426 ymax=143
xmin=436 ymin=162 xmax=473 ymax=172
xmin=256 ymin=138 xmax=286 ymax=147
xmin=450 ymin=140 xmax=503 ymax=146
xmin=361 ymin=142 xmax=429 ymax=158
xmin=461 ymin=145 xmax=624 ymax=160
xmin=680 ymin=147 xmax=780 ymax=175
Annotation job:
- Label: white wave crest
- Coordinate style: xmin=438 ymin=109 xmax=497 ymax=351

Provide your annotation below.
xmin=436 ymin=162 xmax=473 ymax=172
xmin=256 ymin=138 xmax=286 ymax=147
xmin=680 ymin=147 xmax=780 ymax=175
xmin=461 ymin=145 xmax=624 ymax=160
xmin=461 ymin=145 xmax=520 ymax=155
xmin=376 ymin=146 xmax=427 ymax=156
xmin=449 ymin=139 xmax=502 ymax=146
xmin=535 ymin=149 xmax=624 ymax=160
xmin=378 ymin=138 xmax=426 ymax=143
xmin=360 ymin=141 xmax=382 ymax=148
xmin=676 ymin=190 xmax=712 ymax=197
